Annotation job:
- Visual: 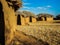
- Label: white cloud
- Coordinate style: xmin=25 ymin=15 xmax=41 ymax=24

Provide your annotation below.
xmin=22 ymin=6 xmax=30 ymax=9
xmin=46 ymin=5 xmax=51 ymax=8
xmin=37 ymin=7 xmax=43 ymax=9
xmin=36 ymin=7 xmax=47 ymax=10
xmin=22 ymin=6 xmax=35 ymax=10
xmin=36 ymin=5 xmax=52 ymax=10
xmin=18 ymin=10 xmax=30 ymax=12
xmin=23 ymin=2 xmax=31 ymax=5
xmin=20 ymin=5 xmax=52 ymax=13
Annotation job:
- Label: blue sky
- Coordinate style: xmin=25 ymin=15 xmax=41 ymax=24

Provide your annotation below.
xmin=19 ymin=0 xmax=60 ymax=16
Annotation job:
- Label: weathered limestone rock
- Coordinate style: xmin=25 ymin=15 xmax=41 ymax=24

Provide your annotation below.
xmin=0 ymin=0 xmax=22 ymax=45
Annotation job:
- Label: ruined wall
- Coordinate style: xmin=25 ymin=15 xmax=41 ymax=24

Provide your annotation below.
xmin=25 ymin=17 xmax=30 ymax=24
xmin=46 ymin=17 xmax=53 ymax=22
xmin=21 ymin=16 xmax=25 ymax=25
xmin=32 ymin=17 xmax=37 ymax=23
xmin=38 ymin=17 xmax=53 ymax=22
xmin=41 ymin=17 xmax=45 ymax=21
xmin=38 ymin=17 xmax=45 ymax=21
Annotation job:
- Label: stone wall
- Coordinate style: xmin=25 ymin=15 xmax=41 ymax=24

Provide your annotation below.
xmin=46 ymin=17 xmax=53 ymax=22
xmin=25 ymin=17 xmax=30 ymax=24
xmin=38 ymin=17 xmax=53 ymax=22
xmin=21 ymin=16 xmax=25 ymax=25
xmin=42 ymin=17 xmax=45 ymax=21
xmin=32 ymin=17 xmax=37 ymax=23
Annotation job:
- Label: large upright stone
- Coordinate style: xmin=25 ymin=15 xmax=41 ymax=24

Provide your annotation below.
xmin=0 ymin=0 xmax=22 ymax=45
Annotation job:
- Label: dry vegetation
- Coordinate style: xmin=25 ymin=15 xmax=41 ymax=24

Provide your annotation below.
xmin=16 ymin=22 xmax=60 ymax=45
xmin=10 ymin=30 xmax=49 ymax=45
xmin=53 ymin=20 xmax=60 ymax=23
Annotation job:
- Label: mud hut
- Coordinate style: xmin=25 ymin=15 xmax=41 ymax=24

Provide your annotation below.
xmin=37 ymin=14 xmax=53 ymax=22
xmin=22 ymin=11 xmax=37 ymax=23
xmin=16 ymin=11 xmax=27 ymax=25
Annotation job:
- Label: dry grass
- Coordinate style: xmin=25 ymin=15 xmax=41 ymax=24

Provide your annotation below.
xmin=53 ymin=20 xmax=60 ymax=23
xmin=16 ymin=22 xmax=60 ymax=45
xmin=6 ymin=29 xmax=49 ymax=45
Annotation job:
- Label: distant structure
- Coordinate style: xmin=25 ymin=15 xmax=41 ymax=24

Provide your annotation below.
xmin=23 ymin=11 xmax=37 ymax=23
xmin=56 ymin=14 xmax=60 ymax=20
xmin=16 ymin=11 xmax=27 ymax=25
xmin=16 ymin=11 xmax=37 ymax=25
xmin=37 ymin=14 xmax=53 ymax=22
